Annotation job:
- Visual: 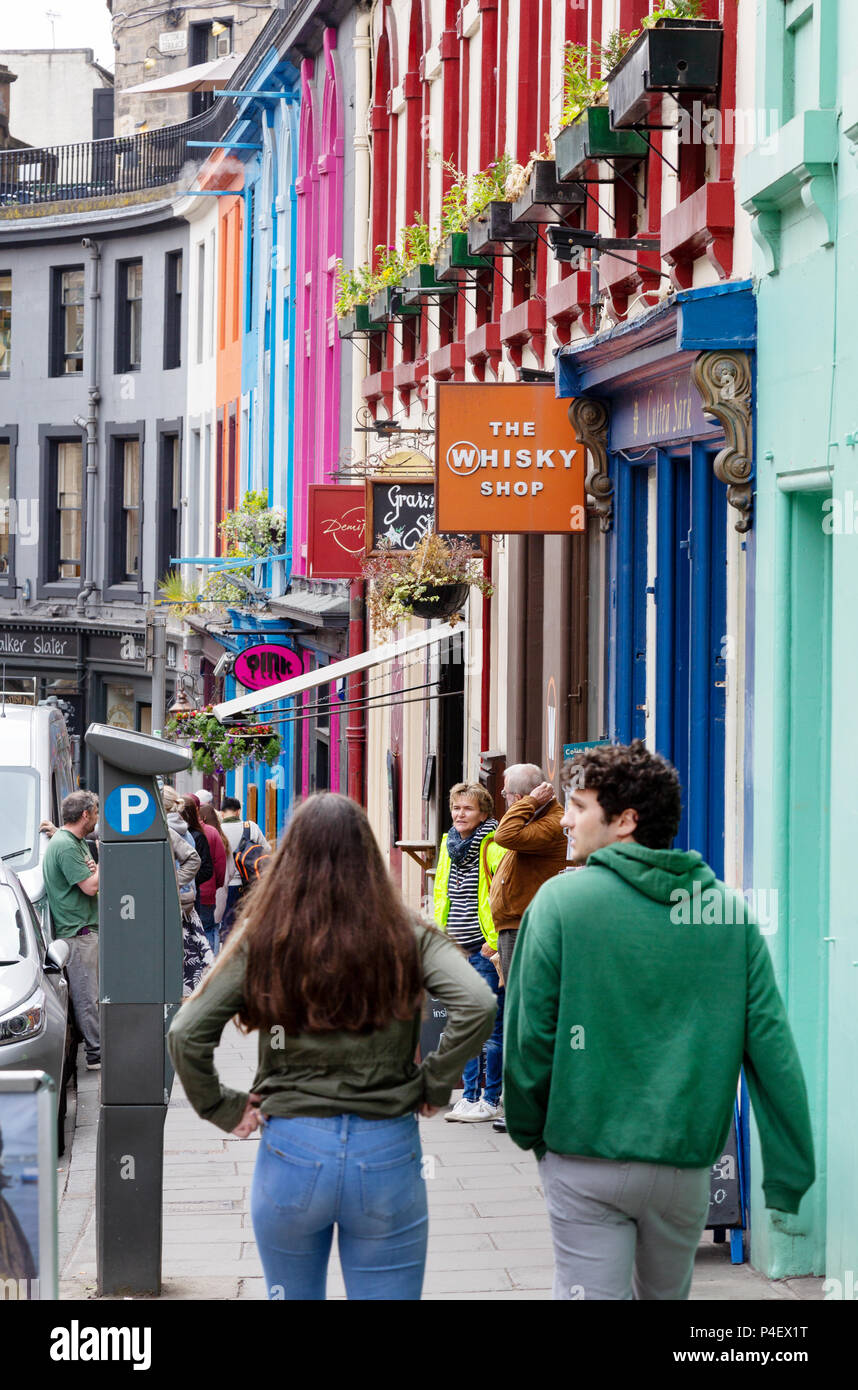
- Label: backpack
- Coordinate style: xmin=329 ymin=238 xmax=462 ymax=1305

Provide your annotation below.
xmin=234 ymin=822 xmax=271 ymax=891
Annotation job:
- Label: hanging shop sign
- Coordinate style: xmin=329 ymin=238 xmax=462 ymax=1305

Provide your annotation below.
xmin=365 ymin=476 xmax=483 ymax=555
xmin=435 ymin=383 xmax=587 ymax=534
xmin=234 ymin=642 xmax=303 ymax=692
xmin=308 ymin=485 xmax=367 ymax=579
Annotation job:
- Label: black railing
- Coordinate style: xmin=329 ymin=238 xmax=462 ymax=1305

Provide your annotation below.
xmin=0 ymin=97 xmax=237 ymax=207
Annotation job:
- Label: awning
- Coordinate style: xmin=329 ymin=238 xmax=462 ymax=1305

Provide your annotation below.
xmin=268 ymin=590 xmax=349 ymax=627
xmin=124 ymin=53 xmax=240 ymax=95
xmin=213 ymin=622 xmax=461 ymax=720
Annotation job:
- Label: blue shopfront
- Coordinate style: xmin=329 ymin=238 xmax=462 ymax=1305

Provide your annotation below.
xmin=556 ymin=282 xmax=756 ymax=881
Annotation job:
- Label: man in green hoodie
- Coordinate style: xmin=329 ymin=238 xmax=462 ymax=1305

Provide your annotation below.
xmin=503 ymin=740 xmax=814 ymax=1301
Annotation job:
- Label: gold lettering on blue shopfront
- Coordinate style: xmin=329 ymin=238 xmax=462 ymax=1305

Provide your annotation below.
xmin=632 ymin=377 xmax=695 ymax=443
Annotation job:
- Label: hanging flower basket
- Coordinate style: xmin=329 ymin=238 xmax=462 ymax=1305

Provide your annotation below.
xmin=163 ymin=706 xmax=282 ymax=776
xmin=362 ymin=534 xmax=492 ymax=640
xmin=406 ymin=582 xmax=471 ymax=620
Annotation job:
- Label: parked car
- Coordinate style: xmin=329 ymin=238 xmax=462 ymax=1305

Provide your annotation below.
xmin=0 ymin=862 xmax=75 ymax=1154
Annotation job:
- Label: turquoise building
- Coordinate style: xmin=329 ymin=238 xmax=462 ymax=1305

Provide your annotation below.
xmin=742 ymin=0 xmax=857 ymax=1284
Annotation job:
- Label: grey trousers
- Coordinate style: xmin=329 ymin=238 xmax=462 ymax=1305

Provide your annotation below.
xmin=540 ymin=1152 xmax=710 ymax=1301
xmin=65 ymin=931 xmax=100 ymax=1063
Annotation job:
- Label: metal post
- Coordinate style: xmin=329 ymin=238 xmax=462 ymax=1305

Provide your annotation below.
xmin=150 ymin=612 xmax=167 ymax=736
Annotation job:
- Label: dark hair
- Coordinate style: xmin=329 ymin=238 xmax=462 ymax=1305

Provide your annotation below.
xmin=222 ymin=796 xmax=241 ymax=813
xmin=198 ymin=801 xmax=229 ymax=854
xmin=181 ymin=797 xmax=203 ymax=835
xmin=562 ymin=740 xmax=681 ymax=849
xmin=201 ymin=793 xmax=423 ymax=1035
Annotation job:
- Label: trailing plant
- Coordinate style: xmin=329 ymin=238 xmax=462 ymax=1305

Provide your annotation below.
xmin=560 ymin=2 xmax=701 ymax=127
xmin=219 ymin=490 xmax=286 ymax=556
xmin=362 ymin=533 xmax=492 ymax=640
xmin=438 ymin=154 xmax=514 ymax=232
xmin=163 ymin=705 xmax=281 ymax=776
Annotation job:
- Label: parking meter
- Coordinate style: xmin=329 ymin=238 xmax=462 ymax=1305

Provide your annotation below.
xmin=85 ymin=723 xmax=191 ymax=1297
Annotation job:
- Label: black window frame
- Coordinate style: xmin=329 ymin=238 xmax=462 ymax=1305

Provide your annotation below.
xmin=0 ymin=270 xmax=11 ymax=376
xmin=0 ymin=424 xmax=18 ymax=596
xmin=115 ymin=258 xmax=143 ymax=375
xmin=163 ymin=249 xmax=183 ymax=370
xmin=49 ymin=265 xmax=85 ymax=378
xmin=37 ymin=425 xmax=87 ymax=598
xmin=104 ymin=421 xmax=145 ymax=602
xmin=156 ymin=419 xmax=183 ymax=584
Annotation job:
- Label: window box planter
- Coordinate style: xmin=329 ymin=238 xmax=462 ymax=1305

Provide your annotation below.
xmin=467 ymin=201 xmax=536 ymax=257
xmin=607 ymin=19 xmax=723 ymax=130
xmin=555 ymin=106 xmax=649 ymax=182
xmin=337 ymin=303 xmax=387 ymax=339
xmin=509 ymin=159 xmax=585 ymax=226
xmin=436 ymin=231 xmax=492 ymax=281
xmin=400 ymin=262 xmax=457 ymax=305
xmin=367 ymin=286 xmax=421 ymax=322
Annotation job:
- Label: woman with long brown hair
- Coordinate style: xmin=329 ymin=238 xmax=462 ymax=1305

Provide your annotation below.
xmin=168 ymin=792 xmax=497 ymax=1301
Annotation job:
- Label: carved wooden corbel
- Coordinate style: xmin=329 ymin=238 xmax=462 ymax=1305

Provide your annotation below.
xmin=568 ymin=396 xmax=612 ymax=532
xmin=691 ymin=351 xmax=754 ymax=532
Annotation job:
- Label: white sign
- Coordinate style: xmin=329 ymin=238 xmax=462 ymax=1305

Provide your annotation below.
xmin=158 ymin=31 xmax=188 ymax=54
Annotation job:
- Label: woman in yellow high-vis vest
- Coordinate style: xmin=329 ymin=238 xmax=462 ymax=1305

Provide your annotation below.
xmin=434 ymin=781 xmax=506 ymax=1122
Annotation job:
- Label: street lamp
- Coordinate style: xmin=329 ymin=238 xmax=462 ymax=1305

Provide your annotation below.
xmin=167 ymin=679 xmax=197 ymax=717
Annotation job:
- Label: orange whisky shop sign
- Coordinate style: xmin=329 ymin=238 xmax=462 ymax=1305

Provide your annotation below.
xmin=435 ymin=383 xmax=587 ymax=534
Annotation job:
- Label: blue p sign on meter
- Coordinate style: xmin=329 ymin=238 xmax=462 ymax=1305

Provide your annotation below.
xmin=104 ymin=783 xmax=158 ymax=837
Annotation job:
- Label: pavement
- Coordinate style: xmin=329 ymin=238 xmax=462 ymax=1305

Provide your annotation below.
xmin=58 ymin=1025 xmax=823 ymax=1302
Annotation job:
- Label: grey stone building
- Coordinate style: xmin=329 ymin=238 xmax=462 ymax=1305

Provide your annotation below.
xmin=0 ymin=198 xmax=190 ymax=784
xmin=110 ymin=0 xmax=276 ymax=136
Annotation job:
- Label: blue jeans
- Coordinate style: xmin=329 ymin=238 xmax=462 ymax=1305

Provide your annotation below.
xmin=462 ymin=949 xmax=504 ymax=1105
xmin=197 ymin=902 xmax=218 ymax=958
xmin=251 ymin=1113 xmax=428 ymax=1301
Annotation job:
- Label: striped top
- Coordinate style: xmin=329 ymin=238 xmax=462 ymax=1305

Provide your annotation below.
xmin=445 ymin=819 xmax=497 ymax=954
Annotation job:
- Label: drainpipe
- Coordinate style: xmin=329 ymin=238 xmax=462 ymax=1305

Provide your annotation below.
xmin=77 ymin=237 xmax=101 ymax=611
xmin=345 ymin=8 xmax=373 ymax=804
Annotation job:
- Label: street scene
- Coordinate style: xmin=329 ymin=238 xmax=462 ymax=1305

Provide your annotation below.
xmin=0 ymin=0 xmax=853 ymax=1346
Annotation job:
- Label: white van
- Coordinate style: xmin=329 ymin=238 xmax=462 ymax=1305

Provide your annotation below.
xmin=0 ymin=703 xmax=76 ymax=921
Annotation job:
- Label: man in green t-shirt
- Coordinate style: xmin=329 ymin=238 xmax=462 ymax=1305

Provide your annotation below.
xmin=42 ymin=791 xmax=100 ymax=1069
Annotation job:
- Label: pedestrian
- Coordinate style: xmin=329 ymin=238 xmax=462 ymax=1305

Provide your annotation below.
xmin=167 ymin=792 xmax=497 ymax=1301
xmin=503 ymin=740 xmax=815 ymax=1301
xmin=196 ymin=789 xmax=214 ymax=807
xmin=161 ymin=786 xmax=212 ymax=995
xmin=184 ymin=797 xmax=226 ymax=958
xmin=487 ymin=764 xmax=568 ymax=1133
xmin=41 ymin=790 xmax=101 ymax=1070
xmin=433 ymin=781 xmax=506 ymax=1123
xmin=218 ymin=796 xmax=270 ymax=942
xmin=198 ymin=802 xmax=232 ymax=955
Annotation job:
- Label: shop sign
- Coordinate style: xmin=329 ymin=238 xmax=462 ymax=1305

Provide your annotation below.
xmin=0 ymin=629 xmax=80 ymax=661
xmin=234 ymin=642 xmax=303 ymax=692
xmin=435 ymin=383 xmax=587 ymax=534
xmin=308 ymin=485 xmax=366 ymax=578
xmin=365 ymin=476 xmax=482 ymax=555
xmin=89 ymin=634 xmax=178 ymax=669
xmin=611 ymin=370 xmax=721 ymax=451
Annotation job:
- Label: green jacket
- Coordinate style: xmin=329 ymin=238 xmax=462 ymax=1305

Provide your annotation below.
xmin=167 ymin=920 xmax=497 ymax=1133
xmin=433 ymin=831 xmax=507 ymax=950
xmin=503 ymin=843 xmax=815 ymax=1215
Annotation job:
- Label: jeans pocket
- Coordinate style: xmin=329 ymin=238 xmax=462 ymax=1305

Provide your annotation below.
xmin=358 ymin=1149 xmax=422 ymax=1222
xmin=262 ymin=1141 xmax=323 ymax=1213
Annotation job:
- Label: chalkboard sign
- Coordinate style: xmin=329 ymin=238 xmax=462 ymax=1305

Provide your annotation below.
xmin=705 ymin=1113 xmax=742 ymax=1229
xmin=365 ymin=475 xmax=482 ymax=555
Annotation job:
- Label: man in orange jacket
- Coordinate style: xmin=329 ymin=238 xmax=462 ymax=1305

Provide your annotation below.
xmin=489 ymin=763 xmax=568 ymax=1131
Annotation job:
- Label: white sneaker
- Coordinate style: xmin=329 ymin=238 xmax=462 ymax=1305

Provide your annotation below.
xmin=445 ymin=1098 xmax=486 ymax=1122
xmin=456 ymin=1099 xmax=500 ymax=1123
